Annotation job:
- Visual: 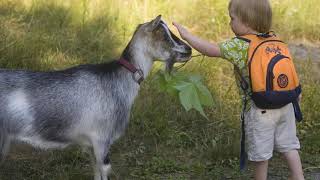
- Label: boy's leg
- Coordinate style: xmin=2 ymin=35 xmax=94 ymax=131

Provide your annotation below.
xmin=275 ymin=104 xmax=304 ymax=180
xmin=253 ymin=160 xmax=268 ymax=180
xmin=245 ymin=104 xmax=279 ymax=180
xmin=282 ymin=150 xmax=304 ymax=180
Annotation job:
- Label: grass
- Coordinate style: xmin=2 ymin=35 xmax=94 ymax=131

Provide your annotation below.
xmin=0 ymin=0 xmax=319 ymax=179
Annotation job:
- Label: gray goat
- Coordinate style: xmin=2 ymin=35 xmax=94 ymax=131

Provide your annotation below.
xmin=0 ymin=15 xmax=192 ymax=179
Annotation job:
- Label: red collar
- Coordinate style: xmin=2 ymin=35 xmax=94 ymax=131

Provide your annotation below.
xmin=118 ymin=58 xmax=144 ymax=84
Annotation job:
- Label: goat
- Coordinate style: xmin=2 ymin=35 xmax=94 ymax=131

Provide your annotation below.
xmin=0 ymin=15 xmax=192 ymax=180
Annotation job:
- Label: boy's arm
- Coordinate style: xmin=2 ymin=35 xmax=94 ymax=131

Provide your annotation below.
xmin=173 ymin=22 xmax=221 ymax=57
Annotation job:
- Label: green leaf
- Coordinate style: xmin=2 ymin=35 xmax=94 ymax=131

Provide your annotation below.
xmin=191 ymin=94 xmax=207 ymax=119
xmin=155 ymin=69 xmax=214 ymax=119
xmin=173 ymin=81 xmax=191 ymax=91
xmin=195 ymin=83 xmax=214 ymax=107
xmin=188 ymin=74 xmax=202 ymax=83
xmin=164 ymin=71 xmax=173 ymax=82
xmin=154 ymin=71 xmax=167 ymax=91
xmin=178 ymin=92 xmax=193 ymax=111
xmin=166 ymin=85 xmax=179 ymax=97
xmin=175 ymin=81 xmax=208 ymax=119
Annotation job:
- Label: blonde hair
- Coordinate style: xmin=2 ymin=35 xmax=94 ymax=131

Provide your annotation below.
xmin=229 ymin=0 xmax=272 ymax=33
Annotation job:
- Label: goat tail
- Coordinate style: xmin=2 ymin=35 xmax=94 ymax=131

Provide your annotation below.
xmin=0 ymin=119 xmax=10 ymax=162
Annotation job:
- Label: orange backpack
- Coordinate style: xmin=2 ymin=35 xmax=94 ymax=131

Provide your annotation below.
xmin=239 ymin=33 xmax=302 ymax=121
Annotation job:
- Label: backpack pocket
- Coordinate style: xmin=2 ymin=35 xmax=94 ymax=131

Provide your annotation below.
xmin=252 ymin=54 xmax=301 ymax=109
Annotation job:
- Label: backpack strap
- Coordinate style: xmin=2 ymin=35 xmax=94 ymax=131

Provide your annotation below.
xmin=234 ymin=67 xmax=250 ymax=91
xmin=236 ymin=36 xmax=251 ymax=43
xmin=232 ymin=37 xmax=252 ymax=92
xmin=293 ymin=100 xmax=303 ymax=122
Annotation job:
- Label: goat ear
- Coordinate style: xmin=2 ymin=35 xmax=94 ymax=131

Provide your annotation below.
xmin=149 ymin=15 xmax=162 ymax=31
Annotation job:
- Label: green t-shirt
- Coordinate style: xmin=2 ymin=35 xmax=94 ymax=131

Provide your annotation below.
xmin=219 ymin=37 xmax=252 ymax=111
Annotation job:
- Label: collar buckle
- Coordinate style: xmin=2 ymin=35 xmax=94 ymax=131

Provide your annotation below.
xmin=132 ymin=69 xmax=144 ymax=84
xmin=117 ymin=58 xmax=145 ymax=85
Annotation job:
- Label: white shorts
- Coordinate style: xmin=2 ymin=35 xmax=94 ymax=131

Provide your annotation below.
xmin=244 ymin=103 xmax=300 ymax=162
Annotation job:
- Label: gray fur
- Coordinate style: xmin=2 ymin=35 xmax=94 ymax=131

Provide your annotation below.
xmin=0 ymin=15 xmax=191 ymax=180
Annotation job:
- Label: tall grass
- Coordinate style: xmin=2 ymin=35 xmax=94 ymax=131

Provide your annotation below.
xmin=0 ymin=0 xmax=319 ymax=179
xmin=272 ymin=0 xmax=320 ymax=41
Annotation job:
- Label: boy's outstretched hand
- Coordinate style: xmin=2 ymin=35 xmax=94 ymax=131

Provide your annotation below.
xmin=172 ymin=22 xmax=190 ymax=40
xmin=172 ymin=22 xmax=221 ymax=57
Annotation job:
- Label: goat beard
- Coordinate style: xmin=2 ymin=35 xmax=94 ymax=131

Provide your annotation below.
xmin=165 ymin=58 xmax=175 ymax=73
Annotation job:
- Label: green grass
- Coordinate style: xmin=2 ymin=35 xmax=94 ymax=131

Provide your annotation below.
xmin=0 ymin=0 xmax=320 ymax=179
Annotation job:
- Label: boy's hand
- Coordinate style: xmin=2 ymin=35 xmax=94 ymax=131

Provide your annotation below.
xmin=172 ymin=22 xmax=190 ymax=40
xmin=172 ymin=22 xmax=221 ymax=57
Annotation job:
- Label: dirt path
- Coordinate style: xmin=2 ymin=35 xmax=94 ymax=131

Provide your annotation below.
xmin=289 ymin=42 xmax=320 ymax=62
xmin=288 ymin=42 xmax=320 ymax=80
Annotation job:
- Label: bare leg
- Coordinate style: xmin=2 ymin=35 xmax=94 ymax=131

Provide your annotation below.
xmin=282 ymin=150 xmax=304 ymax=180
xmin=253 ymin=160 xmax=268 ymax=180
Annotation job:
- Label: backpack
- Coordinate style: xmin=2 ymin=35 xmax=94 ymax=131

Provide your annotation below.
xmin=238 ymin=32 xmax=302 ymax=121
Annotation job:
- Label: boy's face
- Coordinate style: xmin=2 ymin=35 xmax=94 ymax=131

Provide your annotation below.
xmin=229 ymin=12 xmax=254 ymax=36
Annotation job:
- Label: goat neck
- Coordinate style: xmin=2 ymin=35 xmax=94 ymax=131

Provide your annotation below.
xmin=121 ymin=39 xmax=153 ymax=80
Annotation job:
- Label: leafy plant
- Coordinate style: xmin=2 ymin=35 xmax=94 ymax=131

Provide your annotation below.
xmin=155 ymin=70 xmax=214 ymax=119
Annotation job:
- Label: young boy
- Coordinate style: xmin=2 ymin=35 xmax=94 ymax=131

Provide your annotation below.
xmin=173 ymin=0 xmax=305 ymax=179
